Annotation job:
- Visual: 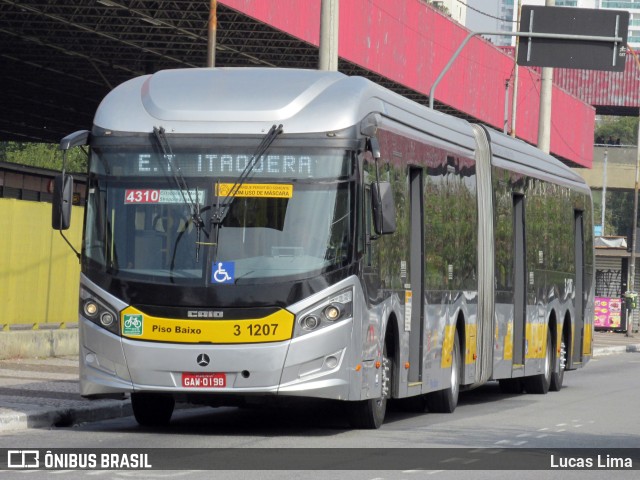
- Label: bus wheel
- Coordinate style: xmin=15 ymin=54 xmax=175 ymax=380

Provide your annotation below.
xmin=131 ymin=392 xmax=175 ymax=427
xmin=523 ymin=328 xmax=552 ymax=394
xmin=426 ymin=333 xmax=460 ymax=413
xmin=550 ymin=336 xmax=567 ymax=392
xmin=347 ymin=345 xmax=391 ymax=429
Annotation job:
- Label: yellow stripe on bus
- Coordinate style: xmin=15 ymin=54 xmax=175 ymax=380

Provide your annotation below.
xmin=525 ymin=323 xmax=548 ymax=360
xmin=465 ymin=323 xmax=477 ymax=365
xmin=120 ymin=306 xmax=295 ymax=344
xmin=441 ymin=325 xmax=455 ymax=368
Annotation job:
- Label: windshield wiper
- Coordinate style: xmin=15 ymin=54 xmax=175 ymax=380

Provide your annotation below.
xmin=152 ymin=126 xmax=208 ymax=263
xmin=211 ymin=124 xmax=283 ymax=262
xmin=211 ymin=124 xmax=283 ymax=225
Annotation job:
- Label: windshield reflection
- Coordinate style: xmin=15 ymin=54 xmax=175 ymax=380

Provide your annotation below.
xmin=84 ymin=146 xmax=354 ymax=285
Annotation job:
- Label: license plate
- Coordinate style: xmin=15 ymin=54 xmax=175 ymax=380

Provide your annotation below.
xmin=182 ymin=372 xmax=226 ymax=388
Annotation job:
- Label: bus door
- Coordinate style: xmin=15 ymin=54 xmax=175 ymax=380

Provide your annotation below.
xmin=408 ymin=167 xmax=424 ymax=383
xmin=572 ymin=210 xmax=585 ymax=364
xmin=512 ymin=194 xmax=526 ymax=367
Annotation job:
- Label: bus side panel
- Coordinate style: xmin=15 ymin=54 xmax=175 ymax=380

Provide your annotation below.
xmin=491 ymin=165 xmax=517 ymax=380
xmin=373 ymin=126 xmax=480 ymax=396
xmin=582 ymin=192 xmax=595 ymax=362
xmin=568 ymin=189 xmax=595 ymax=367
xmin=490 ymin=164 xmax=593 ymax=381
xmin=522 ymin=178 xmax=576 ymax=378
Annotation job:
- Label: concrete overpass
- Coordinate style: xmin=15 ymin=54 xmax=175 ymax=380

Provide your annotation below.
xmin=2 ymin=0 xmax=631 ymax=168
xmin=577 ymin=146 xmax=639 ymax=191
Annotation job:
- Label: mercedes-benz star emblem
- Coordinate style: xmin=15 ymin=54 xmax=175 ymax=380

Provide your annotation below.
xmin=196 ymin=353 xmax=210 ymax=367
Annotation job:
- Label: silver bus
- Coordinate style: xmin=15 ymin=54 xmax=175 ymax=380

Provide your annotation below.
xmin=52 ymin=67 xmax=594 ymax=429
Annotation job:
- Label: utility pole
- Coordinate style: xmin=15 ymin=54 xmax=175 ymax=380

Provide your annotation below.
xmin=601 ymin=149 xmax=608 ymax=236
xmin=537 ymin=0 xmax=554 ymax=153
xmin=504 ymin=79 xmax=510 ymax=134
xmin=628 ymin=116 xmax=640 ymax=336
xmin=207 ymin=0 xmax=217 ymax=68
xmin=511 ymin=0 xmax=522 ymax=138
xmin=319 ymin=0 xmax=339 ymax=71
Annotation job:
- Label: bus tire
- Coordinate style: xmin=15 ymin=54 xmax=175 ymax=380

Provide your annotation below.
xmin=131 ymin=392 xmax=175 ymax=427
xmin=550 ymin=336 xmax=567 ymax=392
xmin=426 ymin=333 xmax=460 ymax=413
xmin=523 ymin=327 xmax=552 ymax=394
xmin=347 ymin=344 xmax=391 ymax=429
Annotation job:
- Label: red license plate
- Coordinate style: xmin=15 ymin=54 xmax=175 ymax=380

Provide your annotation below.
xmin=182 ymin=372 xmax=226 ymax=388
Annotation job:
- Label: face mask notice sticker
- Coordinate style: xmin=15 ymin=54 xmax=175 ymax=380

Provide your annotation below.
xmin=215 ymin=183 xmax=293 ymax=198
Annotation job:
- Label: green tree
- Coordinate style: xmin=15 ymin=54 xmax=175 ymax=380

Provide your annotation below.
xmin=427 ymin=1 xmax=450 ymax=16
xmin=603 ymin=190 xmax=635 ymax=238
xmin=595 ymin=116 xmax=639 ymax=146
xmin=0 ymin=141 xmax=87 ymax=173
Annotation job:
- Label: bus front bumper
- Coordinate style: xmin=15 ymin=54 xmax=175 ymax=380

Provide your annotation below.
xmin=79 ymin=318 xmax=355 ymax=401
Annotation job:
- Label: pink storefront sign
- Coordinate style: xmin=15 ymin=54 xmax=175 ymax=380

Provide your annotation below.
xmin=595 ymin=297 xmax=622 ymax=329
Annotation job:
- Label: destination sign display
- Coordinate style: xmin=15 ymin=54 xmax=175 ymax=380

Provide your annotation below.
xmin=124 ymin=189 xmax=206 ymax=204
xmin=95 ymin=150 xmax=350 ymax=179
xmin=136 ymin=153 xmax=316 ymax=177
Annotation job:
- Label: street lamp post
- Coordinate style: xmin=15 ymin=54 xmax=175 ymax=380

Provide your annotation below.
xmin=601 ymin=149 xmax=608 ymax=236
xmin=319 ymin=0 xmax=339 ymax=71
xmin=627 ymin=116 xmax=640 ymax=336
xmin=537 ymin=0 xmax=555 ymax=153
xmin=207 ymin=0 xmax=217 ymax=68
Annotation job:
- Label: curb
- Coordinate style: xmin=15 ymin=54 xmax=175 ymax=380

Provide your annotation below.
xmin=0 ymin=400 xmax=132 ymax=433
xmin=593 ymin=344 xmax=640 ymax=356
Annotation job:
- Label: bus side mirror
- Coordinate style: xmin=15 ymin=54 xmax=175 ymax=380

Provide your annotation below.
xmin=371 ymin=181 xmax=396 ymax=235
xmin=52 ymin=174 xmax=74 ymax=230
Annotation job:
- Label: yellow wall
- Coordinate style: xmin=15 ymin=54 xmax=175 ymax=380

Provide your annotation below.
xmin=0 ymin=198 xmax=83 ymax=329
xmin=573 ymin=146 xmax=638 ymax=190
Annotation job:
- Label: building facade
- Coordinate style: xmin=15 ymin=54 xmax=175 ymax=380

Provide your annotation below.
xmin=467 ymin=0 xmax=640 ymax=48
xmin=433 ymin=0 xmax=468 ymax=25
xmin=574 ymin=145 xmax=640 ymax=333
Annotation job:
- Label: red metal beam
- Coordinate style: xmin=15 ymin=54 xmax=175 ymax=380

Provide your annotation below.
xmin=221 ymin=0 xmax=594 ymax=167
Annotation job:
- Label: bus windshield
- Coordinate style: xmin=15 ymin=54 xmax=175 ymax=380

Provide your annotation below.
xmin=84 ymin=143 xmax=355 ymax=285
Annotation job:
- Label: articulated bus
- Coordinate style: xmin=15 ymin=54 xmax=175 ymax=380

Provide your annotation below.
xmin=52 ymin=68 xmax=594 ymax=429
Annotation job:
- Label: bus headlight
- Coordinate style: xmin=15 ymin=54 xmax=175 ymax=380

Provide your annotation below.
xmin=80 ymin=288 xmax=120 ymax=336
xmin=323 ymin=304 xmax=342 ymax=321
xmin=83 ymin=301 xmax=99 ymax=318
xmin=294 ymin=288 xmax=353 ymax=338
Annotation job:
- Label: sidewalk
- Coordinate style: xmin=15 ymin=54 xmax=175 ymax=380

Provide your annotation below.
xmin=0 ymin=356 xmax=132 ymax=433
xmin=0 ymin=331 xmax=638 ymax=433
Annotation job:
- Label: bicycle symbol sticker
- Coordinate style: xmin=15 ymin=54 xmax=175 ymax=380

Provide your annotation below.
xmin=212 ymin=262 xmax=235 ymax=284
xmin=123 ymin=314 xmax=143 ymax=336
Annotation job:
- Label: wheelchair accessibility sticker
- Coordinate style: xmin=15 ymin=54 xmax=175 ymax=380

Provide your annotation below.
xmin=212 ymin=262 xmax=235 ymax=284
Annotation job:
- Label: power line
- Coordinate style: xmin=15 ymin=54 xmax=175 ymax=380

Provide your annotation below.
xmin=456 ymin=0 xmax=518 ymax=23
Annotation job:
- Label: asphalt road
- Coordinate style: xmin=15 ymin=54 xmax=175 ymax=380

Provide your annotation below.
xmin=1 ymin=352 xmax=639 ymax=479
